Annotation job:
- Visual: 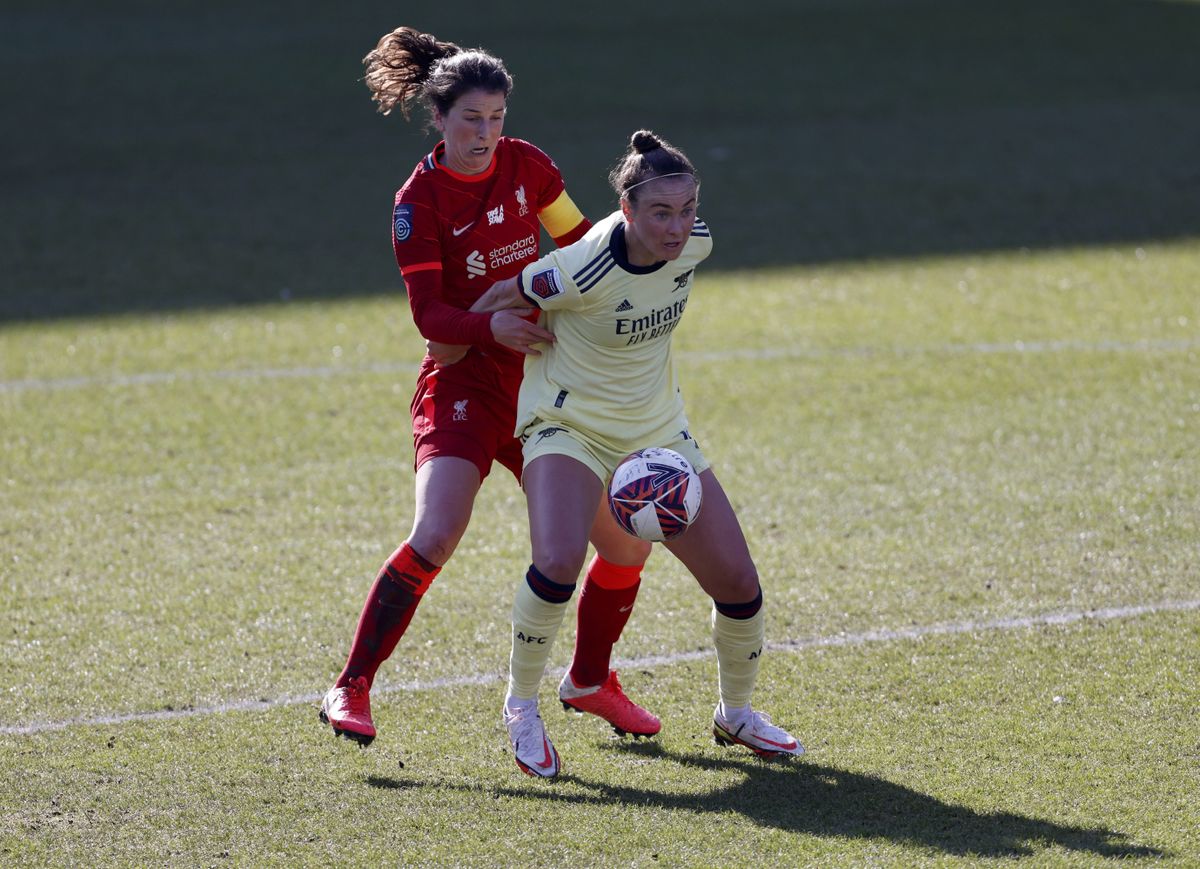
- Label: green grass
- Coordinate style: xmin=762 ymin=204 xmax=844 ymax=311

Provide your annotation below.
xmin=2 ymin=614 xmax=1194 ymax=864
xmin=5 ymin=0 xmax=1200 ymax=318
xmin=4 ymin=0 xmax=1200 ymax=863
xmin=3 ymin=241 xmax=1199 ymax=864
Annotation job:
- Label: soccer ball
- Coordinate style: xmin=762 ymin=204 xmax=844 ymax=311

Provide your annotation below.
xmin=608 ymin=447 xmax=703 ymax=542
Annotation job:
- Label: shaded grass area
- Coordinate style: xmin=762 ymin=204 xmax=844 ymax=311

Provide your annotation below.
xmin=2 ymin=243 xmax=1196 ymax=729
xmin=3 ymin=0 xmax=1200 ymax=319
xmin=2 ymin=86 xmax=1198 ymax=857
xmin=2 ymin=613 xmax=1193 ymax=865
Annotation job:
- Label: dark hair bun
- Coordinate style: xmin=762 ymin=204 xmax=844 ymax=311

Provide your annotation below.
xmin=630 ymin=130 xmax=662 ymax=154
xmin=609 ymin=129 xmax=696 ymax=200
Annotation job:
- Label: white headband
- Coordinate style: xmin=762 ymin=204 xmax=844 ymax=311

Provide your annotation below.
xmin=623 ymin=172 xmax=695 ymax=193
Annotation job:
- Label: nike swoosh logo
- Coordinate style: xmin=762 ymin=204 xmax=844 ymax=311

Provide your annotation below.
xmin=618 ymin=604 xmax=634 ymax=613
xmin=758 ymin=735 xmax=798 ymax=750
xmin=536 ymin=737 xmax=554 ymax=769
xmin=452 ymin=222 xmax=475 ymax=237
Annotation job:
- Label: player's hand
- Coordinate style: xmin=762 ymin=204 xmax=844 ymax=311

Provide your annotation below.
xmin=469 ymin=276 xmax=522 ymax=313
xmin=426 ymin=339 xmax=469 ymax=367
xmin=489 ymin=309 xmax=555 ymax=356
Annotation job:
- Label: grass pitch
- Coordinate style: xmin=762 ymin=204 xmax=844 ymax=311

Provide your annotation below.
xmin=3 ymin=242 xmax=1198 ymax=865
xmin=3 ymin=0 xmax=1200 ymax=865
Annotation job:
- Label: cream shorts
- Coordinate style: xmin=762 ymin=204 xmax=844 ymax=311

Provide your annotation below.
xmin=519 ymin=417 xmax=709 ymax=484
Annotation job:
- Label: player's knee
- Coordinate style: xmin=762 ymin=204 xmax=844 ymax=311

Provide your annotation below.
xmin=731 ymin=568 xmax=760 ymax=602
xmin=709 ymin=563 xmax=759 ymax=604
xmin=594 ymin=535 xmax=651 ymax=567
xmin=406 ymin=527 xmax=462 ymax=566
xmin=531 ymin=547 xmax=587 ymax=586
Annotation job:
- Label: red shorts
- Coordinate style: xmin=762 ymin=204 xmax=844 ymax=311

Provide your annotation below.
xmin=409 ymin=353 xmax=524 ymax=482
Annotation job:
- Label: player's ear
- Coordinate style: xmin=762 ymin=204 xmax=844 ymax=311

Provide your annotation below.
xmin=431 ymin=108 xmax=445 ymax=134
xmin=620 ymin=196 xmax=634 ymax=222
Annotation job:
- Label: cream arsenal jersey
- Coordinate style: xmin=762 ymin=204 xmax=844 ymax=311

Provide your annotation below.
xmin=514 ymin=210 xmax=712 ymax=443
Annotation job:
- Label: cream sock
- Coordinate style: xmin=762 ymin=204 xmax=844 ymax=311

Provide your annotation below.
xmin=507 ymin=567 xmax=576 ymax=700
xmin=711 ymin=606 xmax=765 ymax=709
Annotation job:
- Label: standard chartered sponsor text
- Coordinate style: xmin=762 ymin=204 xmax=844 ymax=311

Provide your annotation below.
xmin=490 ymin=235 xmax=538 ymax=268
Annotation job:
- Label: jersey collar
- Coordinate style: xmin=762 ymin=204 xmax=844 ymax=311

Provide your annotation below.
xmin=431 ymin=141 xmax=498 ymax=182
xmin=611 ymin=222 xmax=666 ymax=274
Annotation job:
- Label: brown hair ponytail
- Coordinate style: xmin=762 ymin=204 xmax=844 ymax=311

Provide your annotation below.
xmin=363 ymin=26 xmax=513 ymax=120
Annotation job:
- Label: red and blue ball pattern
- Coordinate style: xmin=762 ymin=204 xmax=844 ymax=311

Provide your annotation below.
xmin=608 ymin=448 xmax=703 ymax=541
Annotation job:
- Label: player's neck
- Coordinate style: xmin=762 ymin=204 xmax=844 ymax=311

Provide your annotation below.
xmin=622 ymin=223 xmax=661 ymax=267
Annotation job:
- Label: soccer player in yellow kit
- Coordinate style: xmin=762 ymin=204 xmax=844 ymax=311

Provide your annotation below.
xmin=471 ymin=130 xmax=805 ymax=777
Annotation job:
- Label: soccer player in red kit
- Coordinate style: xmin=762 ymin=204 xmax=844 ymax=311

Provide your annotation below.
xmin=319 ymin=27 xmax=660 ymax=750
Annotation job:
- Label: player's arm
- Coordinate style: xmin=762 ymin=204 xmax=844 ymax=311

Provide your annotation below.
xmin=408 ymin=268 xmax=526 ymax=364
xmin=424 ymin=337 xmax=469 ymax=368
xmin=466 ymin=277 xmax=555 ymax=356
xmin=401 ymin=266 xmax=493 ymax=345
xmin=469 ymin=276 xmax=524 ymax=313
xmin=519 ymin=139 xmax=590 ymax=247
xmin=538 ymin=189 xmax=590 ymax=247
xmin=394 ymin=198 xmax=494 ymax=349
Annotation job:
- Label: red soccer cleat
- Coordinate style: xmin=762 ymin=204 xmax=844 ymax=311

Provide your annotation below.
xmin=319 ymin=676 xmax=376 ymax=747
xmin=559 ymin=669 xmax=661 ymax=738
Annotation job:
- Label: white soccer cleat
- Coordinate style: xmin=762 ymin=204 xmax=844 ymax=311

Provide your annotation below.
xmin=712 ymin=704 xmax=805 ymax=759
xmin=504 ymin=700 xmax=561 ymax=778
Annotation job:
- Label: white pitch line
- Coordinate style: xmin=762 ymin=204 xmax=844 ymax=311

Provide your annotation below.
xmin=3 ymin=597 xmax=1197 ymax=737
xmin=0 ymin=361 xmax=421 ymax=395
xmin=2 ymin=337 xmax=1197 ymax=395
xmin=681 ymin=337 xmax=1200 ymax=363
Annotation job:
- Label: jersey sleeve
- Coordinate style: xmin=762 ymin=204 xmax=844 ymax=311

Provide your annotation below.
xmin=512 ymin=139 xmax=566 ymax=208
xmin=391 ymin=192 xmax=494 ymax=345
xmin=402 ymin=269 xmax=495 ymax=345
xmin=392 ymin=194 xmax=441 ymax=276
xmin=512 ymin=139 xmax=590 ymax=246
xmin=515 ymin=248 xmax=583 ymax=312
xmin=690 ymin=216 xmax=713 ymax=257
xmin=539 ymin=190 xmax=590 ymax=247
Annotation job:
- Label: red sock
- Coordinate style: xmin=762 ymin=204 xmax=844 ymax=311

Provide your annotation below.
xmin=336 ymin=543 xmax=440 ymax=689
xmin=569 ymin=555 xmax=643 ymax=688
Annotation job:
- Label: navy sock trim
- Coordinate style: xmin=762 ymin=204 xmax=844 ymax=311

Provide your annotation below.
xmin=714 ymin=587 xmax=763 ymax=620
xmin=526 ymin=564 xmax=577 ymax=604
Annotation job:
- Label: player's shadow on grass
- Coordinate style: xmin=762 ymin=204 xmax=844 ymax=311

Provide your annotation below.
xmin=371 ymin=742 xmax=1162 ymax=860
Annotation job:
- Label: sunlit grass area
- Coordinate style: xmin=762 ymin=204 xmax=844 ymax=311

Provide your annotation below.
xmin=3 ymin=239 xmax=1198 ymax=864
xmin=4 ymin=0 xmax=1200 ymax=862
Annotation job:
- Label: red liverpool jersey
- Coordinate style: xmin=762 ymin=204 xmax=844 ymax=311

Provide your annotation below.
xmin=392 ymin=137 xmax=572 ymax=373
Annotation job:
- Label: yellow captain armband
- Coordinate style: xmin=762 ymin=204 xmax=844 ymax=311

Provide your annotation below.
xmin=538 ymin=190 xmax=586 ymax=239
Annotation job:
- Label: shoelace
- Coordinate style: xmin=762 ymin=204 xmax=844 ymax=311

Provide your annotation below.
xmin=720 ymin=707 xmax=773 ymax=734
xmin=604 ymin=674 xmax=634 ymax=707
xmin=744 ymin=711 xmax=785 ymax=735
xmin=341 ymin=678 xmax=370 ymax=712
xmin=506 ymin=705 xmax=545 ymax=739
